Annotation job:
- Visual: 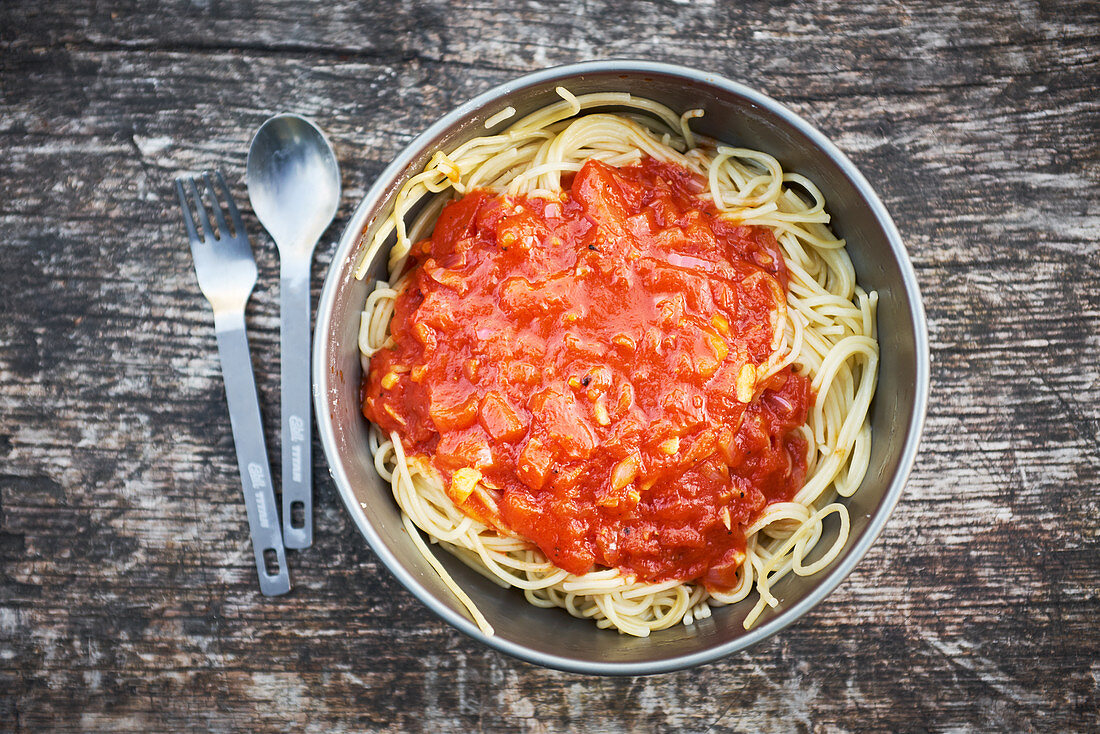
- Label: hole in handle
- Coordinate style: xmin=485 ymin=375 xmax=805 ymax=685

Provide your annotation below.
xmin=263 ymin=548 xmax=281 ymax=576
xmin=290 ymin=501 xmax=305 ymax=528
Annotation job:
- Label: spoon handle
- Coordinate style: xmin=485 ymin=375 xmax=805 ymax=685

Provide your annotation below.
xmin=280 ymin=260 xmax=314 ymax=548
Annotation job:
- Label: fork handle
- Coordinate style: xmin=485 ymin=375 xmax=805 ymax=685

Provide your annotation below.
xmin=279 ymin=261 xmax=313 ymax=548
xmin=213 ymin=309 xmax=292 ymax=596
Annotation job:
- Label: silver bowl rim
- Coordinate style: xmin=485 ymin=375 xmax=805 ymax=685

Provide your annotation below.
xmin=313 ymin=59 xmax=930 ymax=675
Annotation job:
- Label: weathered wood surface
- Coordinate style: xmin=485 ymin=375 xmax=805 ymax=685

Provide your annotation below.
xmin=1 ymin=0 xmax=1098 ymax=731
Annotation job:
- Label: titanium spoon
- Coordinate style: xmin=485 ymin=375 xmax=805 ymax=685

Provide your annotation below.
xmin=247 ymin=114 xmax=340 ymax=549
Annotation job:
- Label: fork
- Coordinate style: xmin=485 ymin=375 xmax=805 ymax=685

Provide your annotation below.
xmin=175 ymin=171 xmax=291 ymax=597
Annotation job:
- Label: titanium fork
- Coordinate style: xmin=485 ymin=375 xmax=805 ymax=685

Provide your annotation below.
xmin=175 ymin=171 xmax=291 ymax=596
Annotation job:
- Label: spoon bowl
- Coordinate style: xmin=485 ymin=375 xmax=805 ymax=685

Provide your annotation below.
xmin=247 ymin=114 xmax=340 ymax=256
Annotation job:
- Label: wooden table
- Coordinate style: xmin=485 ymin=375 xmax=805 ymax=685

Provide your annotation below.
xmin=2 ymin=1 xmax=1097 ymax=731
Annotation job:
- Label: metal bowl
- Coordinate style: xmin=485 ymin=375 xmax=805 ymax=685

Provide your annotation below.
xmin=313 ymin=60 xmax=929 ymax=675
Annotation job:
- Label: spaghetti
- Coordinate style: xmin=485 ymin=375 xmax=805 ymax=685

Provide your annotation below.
xmin=354 ymin=90 xmax=878 ymax=637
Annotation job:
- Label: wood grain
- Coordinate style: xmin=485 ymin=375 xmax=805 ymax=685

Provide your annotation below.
xmin=1 ymin=0 xmax=1098 ymax=731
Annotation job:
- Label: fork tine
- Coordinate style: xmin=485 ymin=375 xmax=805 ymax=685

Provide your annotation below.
xmin=214 ymin=170 xmax=245 ymax=238
xmin=202 ymin=171 xmax=232 ymax=239
xmin=175 ymin=178 xmax=200 ymax=243
xmin=186 ymin=176 xmax=216 ymax=242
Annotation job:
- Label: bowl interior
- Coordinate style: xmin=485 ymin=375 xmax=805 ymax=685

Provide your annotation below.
xmin=314 ymin=62 xmax=927 ymax=674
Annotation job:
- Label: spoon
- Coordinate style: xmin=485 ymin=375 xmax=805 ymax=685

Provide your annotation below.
xmin=247 ymin=114 xmax=340 ymax=549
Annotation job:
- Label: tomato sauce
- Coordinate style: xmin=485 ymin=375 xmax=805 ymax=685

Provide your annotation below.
xmin=363 ymin=157 xmax=812 ymax=591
